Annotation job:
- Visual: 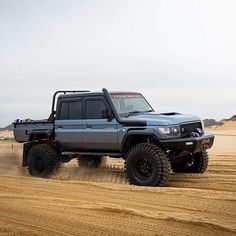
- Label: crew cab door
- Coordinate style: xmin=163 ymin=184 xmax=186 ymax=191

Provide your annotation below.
xmin=83 ymin=96 xmax=118 ymax=151
xmin=54 ymin=98 xmax=84 ymax=150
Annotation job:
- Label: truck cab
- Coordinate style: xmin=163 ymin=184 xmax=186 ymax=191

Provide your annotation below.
xmin=55 ymin=92 xmax=118 ymax=151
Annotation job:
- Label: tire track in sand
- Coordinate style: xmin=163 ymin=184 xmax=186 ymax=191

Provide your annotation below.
xmin=0 ymin=144 xmax=236 ymax=235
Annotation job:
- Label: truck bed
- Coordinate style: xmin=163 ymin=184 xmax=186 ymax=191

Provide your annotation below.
xmin=13 ymin=120 xmax=53 ymax=143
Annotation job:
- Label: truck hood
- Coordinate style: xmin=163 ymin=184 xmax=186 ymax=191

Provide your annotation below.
xmin=122 ymin=112 xmax=201 ymax=126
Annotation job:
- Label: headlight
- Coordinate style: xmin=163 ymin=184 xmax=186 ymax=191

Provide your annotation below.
xmin=159 ymin=125 xmax=181 ymax=137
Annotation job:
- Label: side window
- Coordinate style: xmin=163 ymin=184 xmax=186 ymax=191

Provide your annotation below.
xmin=86 ymin=100 xmax=106 ymax=119
xmin=69 ymin=101 xmax=82 ymax=119
xmin=59 ymin=102 xmax=69 ymax=120
xmin=58 ymin=100 xmax=82 ymax=120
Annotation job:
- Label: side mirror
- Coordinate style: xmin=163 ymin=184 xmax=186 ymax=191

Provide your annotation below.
xmin=102 ymin=109 xmax=113 ymax=121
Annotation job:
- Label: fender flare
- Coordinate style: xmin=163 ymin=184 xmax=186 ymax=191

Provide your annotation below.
xmin=28 ymin=129 xmax=53 ymax=141
xmin=120 ymin=128 xmax=163 ymax=152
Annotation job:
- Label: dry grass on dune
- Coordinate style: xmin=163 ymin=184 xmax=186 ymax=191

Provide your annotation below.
xmin=0 ymin=131 xmax=14 ymax=139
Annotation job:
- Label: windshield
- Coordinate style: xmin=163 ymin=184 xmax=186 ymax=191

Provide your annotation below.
xmin=111 ymin=93 xmax=153 ymax=115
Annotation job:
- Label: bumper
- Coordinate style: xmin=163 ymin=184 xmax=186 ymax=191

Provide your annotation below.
xmin=159 ymin=133 xmax=214 ymax=153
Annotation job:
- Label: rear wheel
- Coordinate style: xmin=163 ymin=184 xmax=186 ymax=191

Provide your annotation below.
xmin=27 ymin=144 xmax=61 ymax=178
xmin=171 ymin=151 xmax=208 ymax=173
xmin=125 ymin=143 xmax=170 ymax=187
xmin=77 ymin=155 xmax=102 ymax=168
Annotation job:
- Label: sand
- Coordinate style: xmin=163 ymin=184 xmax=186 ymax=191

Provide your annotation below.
xmin=0 ymin=124 xmax=235 ymax=235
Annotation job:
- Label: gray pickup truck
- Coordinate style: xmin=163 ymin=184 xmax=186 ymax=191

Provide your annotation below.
xmin=13 ymin=88 xmax=214 ymax=186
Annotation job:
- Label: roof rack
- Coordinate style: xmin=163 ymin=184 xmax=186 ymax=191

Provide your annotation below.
xmin=51 ymin=90 xmax=90 ymax=115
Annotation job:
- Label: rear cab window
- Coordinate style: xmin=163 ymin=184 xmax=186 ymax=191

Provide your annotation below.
xmin=58 ymin=99 xmax=82 ymax=120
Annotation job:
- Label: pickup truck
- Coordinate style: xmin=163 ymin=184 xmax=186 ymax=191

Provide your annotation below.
xmin=13 ymin=88 xmax=214 ymax=186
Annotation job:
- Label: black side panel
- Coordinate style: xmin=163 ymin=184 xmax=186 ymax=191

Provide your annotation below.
xmin=29 ymin=129 xmax=53 ymax=141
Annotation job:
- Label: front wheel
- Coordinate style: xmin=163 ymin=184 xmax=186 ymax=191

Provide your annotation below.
xmin=125 ymin=143 xmax=170 ymax=187
xmin=171 ymin=151 xmax=208 ymax=173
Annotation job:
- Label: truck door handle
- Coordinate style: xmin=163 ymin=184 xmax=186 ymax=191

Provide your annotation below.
xmin=58 ymin=126 xmax=63 ymax=128
xmin=86 ymin=124 xmax=92 ymax=128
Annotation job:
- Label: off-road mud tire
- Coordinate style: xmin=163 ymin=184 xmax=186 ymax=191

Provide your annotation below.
xmin=125 ymin=143 xmax=170 ymax=187
xmin=171 ymin=151 xmax=208 ymax=173
xmin=27 ymin=144 xmax=61 ymax=178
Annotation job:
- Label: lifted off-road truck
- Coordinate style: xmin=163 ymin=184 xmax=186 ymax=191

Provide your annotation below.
xmin=13 ymin=88 xmax=214 ymax=186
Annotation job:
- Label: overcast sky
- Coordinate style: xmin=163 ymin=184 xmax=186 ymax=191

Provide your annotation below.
xmin=0 ymin=0 xmax=236 ymax=127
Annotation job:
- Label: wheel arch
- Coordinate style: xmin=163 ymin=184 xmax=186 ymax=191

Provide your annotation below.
xmin=120 ymin=129 xmax=162 ymax=153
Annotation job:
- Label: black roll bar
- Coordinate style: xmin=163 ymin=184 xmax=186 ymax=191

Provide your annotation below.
xmin=51 ymin=90 xmax=90 ymax=120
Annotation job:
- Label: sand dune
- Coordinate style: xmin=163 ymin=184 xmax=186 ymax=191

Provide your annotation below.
xmin=0 ymin=126 xmax=235 ymax=235
xmin=207 ymin=120 xmax=236 ymax=132
xmin=218 ymin=120 xmax=236 ymax=130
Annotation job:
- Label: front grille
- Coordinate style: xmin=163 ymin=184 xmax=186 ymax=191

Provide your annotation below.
xmin=180 ymin=122 xmax=202 ymax=137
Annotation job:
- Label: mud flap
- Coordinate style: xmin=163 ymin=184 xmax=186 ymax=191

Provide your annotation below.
xmin=22 ymin=143 xmax=32 ymax=167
